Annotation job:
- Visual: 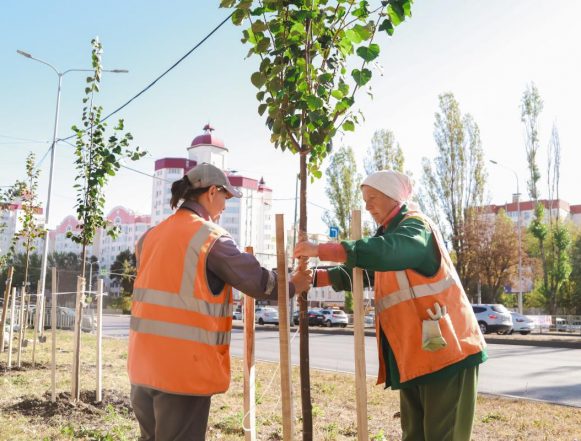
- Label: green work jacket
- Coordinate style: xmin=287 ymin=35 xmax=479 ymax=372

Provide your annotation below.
xmin=326 ymin=205 xmax=487 ymax=389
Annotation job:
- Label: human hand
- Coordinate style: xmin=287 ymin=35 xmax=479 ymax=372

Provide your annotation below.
xmin=293 ymin=240 xmax=319 ymax=258
xmin=291 ymin=267 xmax=313 ymax=293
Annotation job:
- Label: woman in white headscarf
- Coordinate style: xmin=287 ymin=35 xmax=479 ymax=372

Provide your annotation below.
xmin=294 ymin=170 xmax=486 ymax=441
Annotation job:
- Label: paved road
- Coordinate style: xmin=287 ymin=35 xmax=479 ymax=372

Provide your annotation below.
xmin=103 ymin=315 xmax=581 ymax=407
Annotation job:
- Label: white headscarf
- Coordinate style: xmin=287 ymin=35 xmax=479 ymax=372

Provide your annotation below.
xmin=361 ymin=170 xmax=414 ymax=203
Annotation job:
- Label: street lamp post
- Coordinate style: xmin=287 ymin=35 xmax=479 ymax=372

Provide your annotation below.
xmin=17 ymin=50 xmax=128 ymax=332
xmin=490 ymin=159 xmax=523 ymax=314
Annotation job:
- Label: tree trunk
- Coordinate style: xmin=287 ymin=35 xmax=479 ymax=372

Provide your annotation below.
xmin=298 ymin=153 xmax=312 ymax=440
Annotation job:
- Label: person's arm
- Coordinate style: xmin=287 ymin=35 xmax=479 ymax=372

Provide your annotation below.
xmin=207 ymin=235 xmax=310 ymax=300
xmin=339 ymin=217 xmax=437 ymax=272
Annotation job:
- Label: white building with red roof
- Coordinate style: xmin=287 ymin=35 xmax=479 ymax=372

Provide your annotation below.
xmin=151 ymin=124 xmax=275 ymax=268
xmin=0 ymin=201 xmax=45 ymax=257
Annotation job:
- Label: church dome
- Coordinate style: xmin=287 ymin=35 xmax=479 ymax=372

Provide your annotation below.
xmin=190 ymin=124 xmax=226 ymax=149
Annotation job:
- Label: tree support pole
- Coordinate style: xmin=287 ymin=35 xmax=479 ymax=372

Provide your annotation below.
xmin=32 ymin=282 xmax=42 ymax=366
xmin=351 ymin=210 xmax=369 ymax=439
xmin=51 ymin=267 xmax=57 ymax=402
xmin=72 ymin=276 xmax=85 ymax=400
xmin=275 ymin=214 xmax=294 ymax=440
xmin=243 ymin=247 xmax=256 ymax=441
xmin=0 ymin=266 xmax=14 ymax=354
xmin=96 ymin=278 xmax=103 ymax=402
xmin=7 ymin=288 xmax=16 ymax=368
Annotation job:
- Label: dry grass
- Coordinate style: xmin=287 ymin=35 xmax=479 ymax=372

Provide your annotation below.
xmin=1 ymin=330 xmax=580 ymax=440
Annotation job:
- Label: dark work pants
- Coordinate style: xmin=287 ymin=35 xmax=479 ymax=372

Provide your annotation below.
xmin=399 ymin=366 xmax=479 ymax=441
xmin=130 ymin=384 xmax=212 ymax=441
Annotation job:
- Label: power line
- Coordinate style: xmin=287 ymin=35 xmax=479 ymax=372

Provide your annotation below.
xmin=60 ymin=11 xmax=235 ymax=142
xmin=0 ymin=134 xmax=47 ymax=143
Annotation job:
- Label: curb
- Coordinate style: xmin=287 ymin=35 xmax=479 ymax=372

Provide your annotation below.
xmin=232 ymin=323 xmax=581 ymax=349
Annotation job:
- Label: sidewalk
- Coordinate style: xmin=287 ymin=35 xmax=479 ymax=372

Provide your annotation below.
xmin=232 ymin=321 xmax=581 ymax=349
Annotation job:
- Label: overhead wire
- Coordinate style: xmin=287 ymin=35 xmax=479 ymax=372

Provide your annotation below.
xmin=60 ymin=11 xmax=235 ymax=143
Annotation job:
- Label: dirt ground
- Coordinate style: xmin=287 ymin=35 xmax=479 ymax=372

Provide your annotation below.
xmin=1 ymin=330 xmax=581 ymax=440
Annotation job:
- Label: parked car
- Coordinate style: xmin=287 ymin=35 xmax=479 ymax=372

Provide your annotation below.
xmin=255 ymin=306 xmax=279 ymax=325
xmin=556 ymin=318 xmax=581 ymax=333
xmin=293 ymin=310 xmax=325 ymax=326
xmin=509 ymin=312 xmax=534 ymax=335
xmin=471 ymin=304 xmax=512 ymax=334
xmin=233 ymin=308 xmax=242 ymax=320
xmin=319 ymin=309 xmax=349 ymax=328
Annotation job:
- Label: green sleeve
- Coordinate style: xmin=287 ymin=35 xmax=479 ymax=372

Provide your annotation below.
xmin=326 ymin=265 xmax=375 ymax=292
xmin=340 ymin=217 xmax=439 ymax=275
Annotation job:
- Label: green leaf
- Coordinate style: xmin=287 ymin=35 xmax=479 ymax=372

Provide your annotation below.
xmin=388 ymin=3 xmax=405 ymax=26
xmin=356 ymin=44 xmax=380 ymax=62
xmin=306 ymin=95 xmax=324 ymax=111
xmin=352 ymin=24 xmax=372 ymax=41
xmin=251 ymin=72 xmax=266 ymax=88
xmin=342 ymin=120 xmax=355 ymax=131
xmin=258 ymin=103 xmax=268 ymax=116
xmin=351 ymin=68 xmax=372 ymax=86
xmin=345 ymin=29 xmax=362 ymax=44
xmin=331 ymin=89 xmax=344 ymax=100
xmin=251 ymin=20 xmax=267 ymax=33
xmin=378 ymin=19 xmax=395 ymax=36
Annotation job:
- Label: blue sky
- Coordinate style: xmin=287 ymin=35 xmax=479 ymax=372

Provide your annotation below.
xmin=1 ymin=1 xmax=580 ymax=236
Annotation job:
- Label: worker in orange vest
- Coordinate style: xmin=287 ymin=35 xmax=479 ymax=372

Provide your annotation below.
xmin=294 ymin=170 xmax=486 ymax=441
xmin=128 ymin=163 xmax=312 ymax=441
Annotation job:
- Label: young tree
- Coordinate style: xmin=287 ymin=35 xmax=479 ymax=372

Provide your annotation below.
xmin=363 ymin=128 xmax=404 ymax=174
xmin=420 ymin=92 xmax=486 ymax=284
xmin=322 ymin=145 xmax=361 ymax=240
xmin=67 ymin=38 xmax=146 ymax=400
xmin=221 ymin=0 xmax=414 ymax=435
xmin=11 ymin=153 xmax=45 ymax=297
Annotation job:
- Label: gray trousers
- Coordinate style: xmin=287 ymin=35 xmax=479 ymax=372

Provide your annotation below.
xmin=130 ymin=384 xmax=212 ymax=441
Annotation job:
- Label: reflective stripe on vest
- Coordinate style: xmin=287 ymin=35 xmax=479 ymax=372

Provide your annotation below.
xmin=133 ymin=288 xmax=232 ymax=318
xmin=375 ymin=272 xmax=457 ymax=314
xmin=131 ymin=316 xmax=231 ymax=346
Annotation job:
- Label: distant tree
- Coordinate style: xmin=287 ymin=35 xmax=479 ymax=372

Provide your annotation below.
xmin=0 ymin=253 xmax=42 ymax=294
xmin=322 ymin=146 xmax=361 ymax=240
xmin=363 ymin=128 xmax=404 ymax=175
xmin=561 ymin=232 xmax=581 ymax=314
xmin=420 ymin=92 xmax=486 ymax=285
xmin=463 ymin=210 xmax=519 ymax=303
xmin=110 ymin=249 xmax=136 ymax=294
xmin=521 ymin=83 xmax=543 ymax=202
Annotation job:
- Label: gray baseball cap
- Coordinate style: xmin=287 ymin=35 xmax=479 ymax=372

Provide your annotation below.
xmin=186 ymin=162 xmax=242 ymax=198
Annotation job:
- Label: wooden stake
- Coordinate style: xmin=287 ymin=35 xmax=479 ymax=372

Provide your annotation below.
xmin=0 ymin=266 xmax=14 ymax=354
xmin=243 ymin=246 xmax=256 ymax=441
xmin=32 ymin=282 xmax=42 ymax=366
xmin=351 ymin=209 xmax=368 ymax=440
xmin=7 ymin=288 xmax=16 ymax=369
xmin=71 ymin=276 xmax=85 ymax=401
xmin=17 ymin=288 xmax=26 ymax=368
xmin=51 ymin=267 xmax=57 ymax=402
xmin=275 ymin=214 xmax=294 ymax=440
xmin=96 ymin=279 xmax=103 ymax=402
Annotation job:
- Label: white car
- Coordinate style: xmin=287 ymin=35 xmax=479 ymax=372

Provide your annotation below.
xmin=509 ymin=312 xmax=534 ymax=335
xmin=255 ymin=306 xmax=279 ymax=325
xmin=471 ymin=304 xmax=512 ymax=334
xmin=319 ymin=309 xmax=349 ymax=328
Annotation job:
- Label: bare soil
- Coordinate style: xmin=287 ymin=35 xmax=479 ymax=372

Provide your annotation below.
xmin=1 ymin=329 xmax=580 ymax=440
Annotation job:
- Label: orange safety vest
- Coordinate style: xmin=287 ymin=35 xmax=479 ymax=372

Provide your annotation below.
xmin=375 ymin=211 xmax=485 ymax=384
xmin=128 ymin=210 xmax=233 ymax=395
